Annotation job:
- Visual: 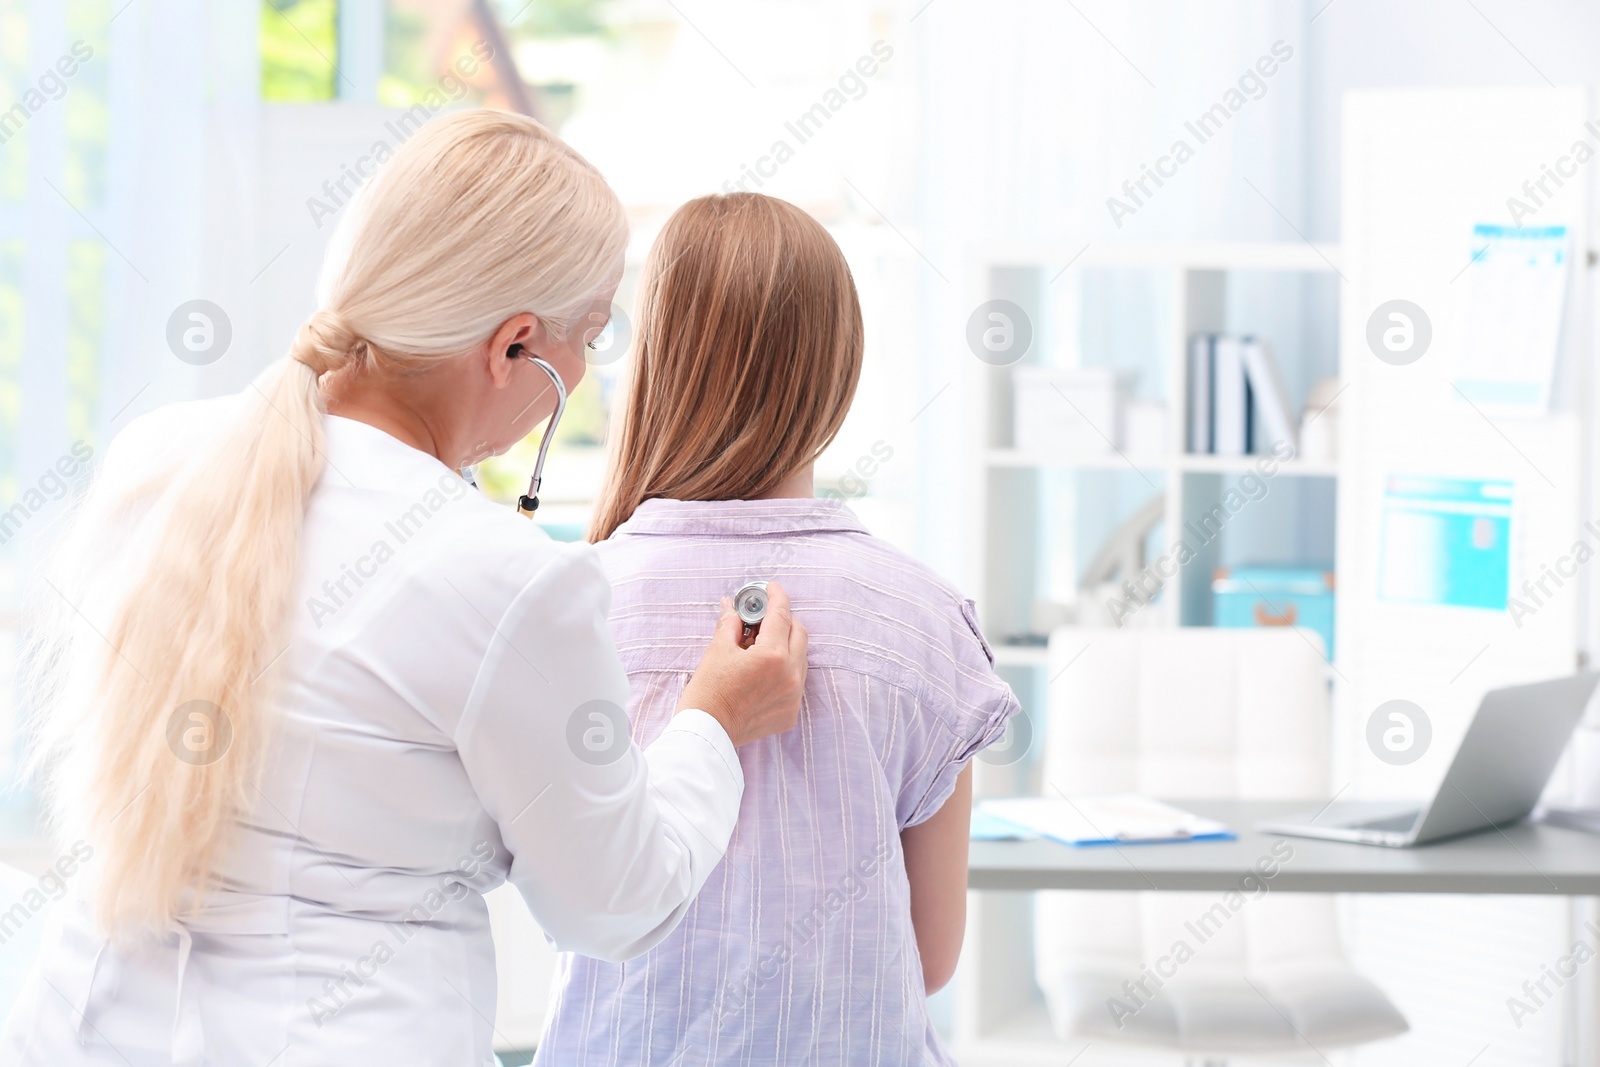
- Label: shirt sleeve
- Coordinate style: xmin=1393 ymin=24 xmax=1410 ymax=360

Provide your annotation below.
xmin=899 ymin=597 xmax=1020 ymax=828
xmin=453 ymin=543 xmax=744 ymax=962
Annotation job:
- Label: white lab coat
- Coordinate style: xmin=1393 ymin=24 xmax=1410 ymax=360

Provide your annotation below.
xmin=0 ymin=403 xmax=744 ymax=1066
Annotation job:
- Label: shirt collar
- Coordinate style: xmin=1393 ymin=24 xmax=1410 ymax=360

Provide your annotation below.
xmin=614 ymin=497 xmax=869 ymax=538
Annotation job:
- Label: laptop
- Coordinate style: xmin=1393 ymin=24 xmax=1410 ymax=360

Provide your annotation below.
xmin=1258 ymin=671 xmax=1600 ymax=847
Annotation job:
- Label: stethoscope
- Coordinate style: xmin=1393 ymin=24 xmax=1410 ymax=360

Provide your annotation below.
xmin=508 ymin=345 xmax=567 ymax=518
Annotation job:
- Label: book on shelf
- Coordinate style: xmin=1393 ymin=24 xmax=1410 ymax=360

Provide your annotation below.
xmin=1241 ymin=338 xmax=1299 ymax=456
xmin=1212 ymin=335 xmax=1253 ymax=456
xmin=1187 ymin=333 xmax=1298 ymax=459
xmin=1187 ymin=333 xmax=1214 ymax=454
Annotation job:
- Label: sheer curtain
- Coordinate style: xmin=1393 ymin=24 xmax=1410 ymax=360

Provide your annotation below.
xmin=0 ymin=0 xmax=258 ymax=804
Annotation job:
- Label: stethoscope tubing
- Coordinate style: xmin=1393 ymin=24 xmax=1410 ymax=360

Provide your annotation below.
xmin=517 ymin=356 xmax=568 ymax=517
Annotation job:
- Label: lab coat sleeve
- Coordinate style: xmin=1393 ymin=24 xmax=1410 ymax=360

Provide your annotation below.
xmin=453 ymin=543 xmax=744 ymax=962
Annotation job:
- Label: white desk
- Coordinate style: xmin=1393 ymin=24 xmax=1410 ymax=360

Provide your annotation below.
xmin=958 ymin=799 xmax=1600 ymax=1064
xmin=969 ymin=799 xmax=1600 ymax=894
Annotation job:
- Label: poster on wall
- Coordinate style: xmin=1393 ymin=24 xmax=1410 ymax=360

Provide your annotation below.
xmin=1377 ymin=475 xmax=1512 ymax=611
xmin=1455 ymin=223 xmax=1569 ymax=415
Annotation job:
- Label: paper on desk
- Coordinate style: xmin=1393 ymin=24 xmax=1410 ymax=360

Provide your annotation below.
xmin=978 ymin=795 xmax=1235 ymax=847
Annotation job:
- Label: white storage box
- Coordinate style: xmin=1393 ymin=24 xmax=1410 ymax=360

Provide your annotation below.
xmin=1013 ymin=366 xmax=1136 ymax=455
xmin=1121 ymin=399 xmax=1167 ymax=455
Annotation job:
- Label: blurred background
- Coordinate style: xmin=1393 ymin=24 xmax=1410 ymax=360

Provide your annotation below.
xmin=5 ymin=1 xmax=1600 ymax=1065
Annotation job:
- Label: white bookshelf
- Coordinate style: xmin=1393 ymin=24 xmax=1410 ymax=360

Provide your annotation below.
xmin=986 ymin=448 xmax=1339 ymax=477
xmin=951 ymin=241 xmax=1342 ymax=1066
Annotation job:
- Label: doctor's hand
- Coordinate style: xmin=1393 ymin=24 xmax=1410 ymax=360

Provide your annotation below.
xmin=676 ymin=580 xmax=807 ymax=748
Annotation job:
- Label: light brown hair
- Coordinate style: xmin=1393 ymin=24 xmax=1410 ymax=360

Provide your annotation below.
xmin=588 ymin=193 xmax=864 ymax=541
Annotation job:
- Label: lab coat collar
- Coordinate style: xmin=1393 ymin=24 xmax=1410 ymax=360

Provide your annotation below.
xmin=615 ymin=497 xmax=870 ymax=539
xmin=321 ymin=414 xmax=466 ymax=495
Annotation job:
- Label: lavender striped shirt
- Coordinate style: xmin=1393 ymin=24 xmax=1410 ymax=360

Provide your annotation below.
xmin=533 ymin=497 xmax=1018 ymax=1066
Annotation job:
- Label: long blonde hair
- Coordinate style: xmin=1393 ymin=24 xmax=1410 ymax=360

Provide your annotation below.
xmin=29 ymin=109 xmax=627 ymax=936
xmin=588 ymin=193 xmax=863 ymax=541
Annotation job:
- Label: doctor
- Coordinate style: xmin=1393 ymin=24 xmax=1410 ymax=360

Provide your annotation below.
xmin=3 ymin=110 xmax=807 ymax=1065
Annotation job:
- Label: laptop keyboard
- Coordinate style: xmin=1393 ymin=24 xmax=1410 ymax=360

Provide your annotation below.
xmin=1356 ymin=812 xmax=1419 ymax=832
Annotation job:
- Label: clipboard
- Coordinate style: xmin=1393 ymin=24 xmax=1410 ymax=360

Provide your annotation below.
xmin=976 ymin=794 xmax=1236 ymax=847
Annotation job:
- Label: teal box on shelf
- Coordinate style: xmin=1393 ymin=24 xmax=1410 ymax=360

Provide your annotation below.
xmin=1212 ymin=565 xmax=1336 ymax=660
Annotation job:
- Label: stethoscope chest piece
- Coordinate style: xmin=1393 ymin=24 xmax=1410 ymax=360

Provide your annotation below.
xmin=734 ymin=580 xmax=769 ymax=644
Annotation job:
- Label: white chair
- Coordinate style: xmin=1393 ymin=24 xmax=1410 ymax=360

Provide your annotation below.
xmin=1034 ymin=627 xmax=1408 ymax=1058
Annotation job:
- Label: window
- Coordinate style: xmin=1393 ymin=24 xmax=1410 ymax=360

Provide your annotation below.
xmin=261 ymin=0 xmax=339 ymax=102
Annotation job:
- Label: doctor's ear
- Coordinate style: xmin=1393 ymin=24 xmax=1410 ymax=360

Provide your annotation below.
xmin=483 ymin=312 xmax=541 ymax=386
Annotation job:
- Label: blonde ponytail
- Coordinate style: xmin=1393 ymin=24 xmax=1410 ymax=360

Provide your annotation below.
xmin=85 ymin=354 xmax=327 ymax=935
xmin=29 ymin=110 xmax=626 ymax=936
